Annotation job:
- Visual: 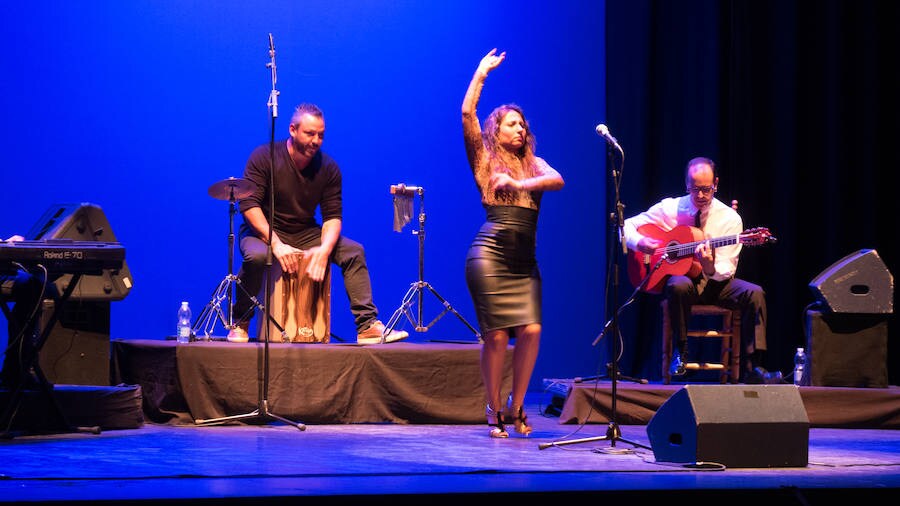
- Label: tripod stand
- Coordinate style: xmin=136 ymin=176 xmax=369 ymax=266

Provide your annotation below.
xmin=194 ymin=33 xmax=303 ymax=431
xmin=539 ymin=126 xmax=649 ymax=453
xmin=192 ymin=177 xmax=286 ymax=341
xmin=382 ymin=184 xmax=481 ymax=343
xmin=573 ymin=362 xmax=649 ymax=385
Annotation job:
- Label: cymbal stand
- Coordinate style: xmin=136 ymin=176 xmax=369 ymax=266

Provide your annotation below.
xmin=195 ymin=33 xmax=303 ymax=430
xmin=192 ymin=186 xmax=286 ymax=341
xmin=539 ymin=129 xmax=649 ymax=453
xmin=382 ymin=184 xmax=481 ymax=343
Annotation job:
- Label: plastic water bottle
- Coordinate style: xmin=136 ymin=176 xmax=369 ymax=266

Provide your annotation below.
xmin=793 ymin=347 xmax=809 ymax=386
xmin=176 ymin=301 xmax=192 ymax=343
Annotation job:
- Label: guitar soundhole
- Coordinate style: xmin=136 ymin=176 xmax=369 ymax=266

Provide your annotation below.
xmin=666 ymin=241 xmax=682 ymax=261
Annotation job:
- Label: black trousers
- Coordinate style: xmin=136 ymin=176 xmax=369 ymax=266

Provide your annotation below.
xmin=664 ymin=274 xmax=767 ymax=377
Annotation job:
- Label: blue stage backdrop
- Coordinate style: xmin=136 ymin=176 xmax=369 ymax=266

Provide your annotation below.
xmin=1 ymin=1 xmax=609 ymax=390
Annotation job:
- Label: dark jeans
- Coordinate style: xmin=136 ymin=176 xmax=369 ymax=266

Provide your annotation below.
xmin=664 ymin=275 xmax=767 ymax=377
xmin=233 ymin=227 xmax=378 ymax=333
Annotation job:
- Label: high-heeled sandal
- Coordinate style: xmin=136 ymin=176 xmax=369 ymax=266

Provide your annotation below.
xmin=486 ymin=404 xmax=508 ymax=438
xmin=505 ymin=401 xmax=533 ymax=436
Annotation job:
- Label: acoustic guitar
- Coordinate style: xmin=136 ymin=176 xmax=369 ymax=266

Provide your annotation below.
xmin=627 ymin=224 xmax=775 ymax=294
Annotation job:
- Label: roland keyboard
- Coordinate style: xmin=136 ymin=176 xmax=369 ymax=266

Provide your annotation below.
xmin=0 ymin=239 xmax=125 ymax=275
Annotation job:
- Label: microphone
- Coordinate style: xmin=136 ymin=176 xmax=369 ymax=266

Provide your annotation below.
xmin=595 ymin=123 xmax=622 ymax=153
xmin=268 ymin=33 xmax=275 ymax=57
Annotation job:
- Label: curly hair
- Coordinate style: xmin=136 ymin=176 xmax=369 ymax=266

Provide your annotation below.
xmin=481 ymin=104 xmax=538 ymax=179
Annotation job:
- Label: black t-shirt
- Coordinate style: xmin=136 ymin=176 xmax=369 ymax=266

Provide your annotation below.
xmin=239 ymin=140 xmax=342 ymax=239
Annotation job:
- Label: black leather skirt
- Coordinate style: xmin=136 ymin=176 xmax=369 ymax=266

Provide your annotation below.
xmin=465 ymin=205 xmax=541 ymax=332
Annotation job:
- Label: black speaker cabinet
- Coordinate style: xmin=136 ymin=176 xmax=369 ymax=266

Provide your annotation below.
xmin=809 ymin=249 xmax=893 ymax=314
xmin=38 ymin=299 xmax=111 ymax=386
xmin=805 ymin=309 xmax=888 ymax=388
xmin=26 ymin=202 xmax=133 ymax=301
xmin=646 ymin=385 xmax=809 ymax=468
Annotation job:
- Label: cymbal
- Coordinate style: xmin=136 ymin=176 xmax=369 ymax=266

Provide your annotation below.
xmin=208 ymin=177 xmax=255 ymax=201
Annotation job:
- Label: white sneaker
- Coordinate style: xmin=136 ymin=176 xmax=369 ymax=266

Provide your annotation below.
xmin=227 ymin=324 xmax=250 ymax=343
xmin=356 ymin=320 xmax=408 ymax=345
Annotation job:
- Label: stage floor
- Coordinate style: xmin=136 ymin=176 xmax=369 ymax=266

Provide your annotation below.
xmin=0 ymin=392 xmax=898 ymax=505
xmin=2 ymin=339 xmax=898 ymax=504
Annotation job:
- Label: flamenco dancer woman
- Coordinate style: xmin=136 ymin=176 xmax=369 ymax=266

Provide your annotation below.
xmin=461 ymin=48 xmax=565 ymax=438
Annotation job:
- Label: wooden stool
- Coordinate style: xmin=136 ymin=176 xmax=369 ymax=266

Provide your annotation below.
xmin=661 ymin=301 xmax=741 ymax=384
xmin=257 ymin=252 xmax=331 ymax=343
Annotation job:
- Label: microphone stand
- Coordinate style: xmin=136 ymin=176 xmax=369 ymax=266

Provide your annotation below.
xmin=195 ymin=33 xmax=304 ymax=430
xmin=575 ymin=253 xmax=668 ymax=385
xmin=539 ymin=132 xmax=648 ymax=452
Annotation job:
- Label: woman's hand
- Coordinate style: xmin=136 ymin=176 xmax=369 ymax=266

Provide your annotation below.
xmin=488 ymin=172 xmax=519 ymax=192
xmin=477 ymin=48 xmax=506 ymax=76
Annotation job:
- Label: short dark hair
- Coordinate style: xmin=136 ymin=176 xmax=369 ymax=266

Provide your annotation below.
xmin=291 ymin=103 xmax=324 ymax=125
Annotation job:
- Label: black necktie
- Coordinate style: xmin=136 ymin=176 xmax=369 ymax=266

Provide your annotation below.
xmin=694 ymin=210 xmax=702 ymax=228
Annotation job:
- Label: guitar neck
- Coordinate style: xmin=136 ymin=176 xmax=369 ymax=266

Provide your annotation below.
xmin=659 ymin=233 xmax=740 ymax=259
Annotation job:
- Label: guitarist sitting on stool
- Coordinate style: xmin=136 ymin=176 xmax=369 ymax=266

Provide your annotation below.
xmin=623 ymin=157 xmax=769 ymax=383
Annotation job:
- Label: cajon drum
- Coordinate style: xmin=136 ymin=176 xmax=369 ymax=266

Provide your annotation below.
xmin=257 ymin=252 xmax=331 ymax=343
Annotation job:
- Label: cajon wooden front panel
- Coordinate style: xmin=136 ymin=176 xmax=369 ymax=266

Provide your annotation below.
xmin=258 ymin=254 xmax=331 ymax=343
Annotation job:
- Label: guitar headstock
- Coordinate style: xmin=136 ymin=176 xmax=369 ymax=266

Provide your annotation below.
xmin=740 ymin=227 xmax=777 ymax=246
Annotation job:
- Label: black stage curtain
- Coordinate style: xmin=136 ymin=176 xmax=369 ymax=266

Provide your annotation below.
xmin=605 ymin=0 xmax=899 ymax=383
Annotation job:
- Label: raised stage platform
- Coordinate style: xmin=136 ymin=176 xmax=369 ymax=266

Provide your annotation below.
xmin=111 ymin=339 xmax=513 ymax=425
xmin=110 ymin=339 xmax=900 ymax=431
xmin=546 ymin=379 xmax=900 ymax=429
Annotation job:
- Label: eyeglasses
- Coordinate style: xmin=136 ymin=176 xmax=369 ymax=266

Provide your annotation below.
xmin=687 ymin=185 xmax=716 ymax=195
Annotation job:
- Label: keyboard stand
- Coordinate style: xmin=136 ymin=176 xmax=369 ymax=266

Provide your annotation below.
xmin=1 ymin=273 xmax=101 ymax=438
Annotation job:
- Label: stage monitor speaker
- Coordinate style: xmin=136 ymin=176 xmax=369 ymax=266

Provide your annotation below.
xmin=646 ymin=385 xmax=809 ymax=468
xmin=808 ymin=249 xmax=893 ymax=314
xmin=806 ymin=309 xmax=888 ymax=388
xmin=26 ymin=202 xmax=133 ymax=301
xmin=38 ymin=300 xmax=111 ymax=386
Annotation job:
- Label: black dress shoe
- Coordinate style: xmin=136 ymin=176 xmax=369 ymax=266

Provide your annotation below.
xmin=743 ymin=367 xmax=765 ymax=384
xmin=743 ymin=366 xmax=785 ymax=384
